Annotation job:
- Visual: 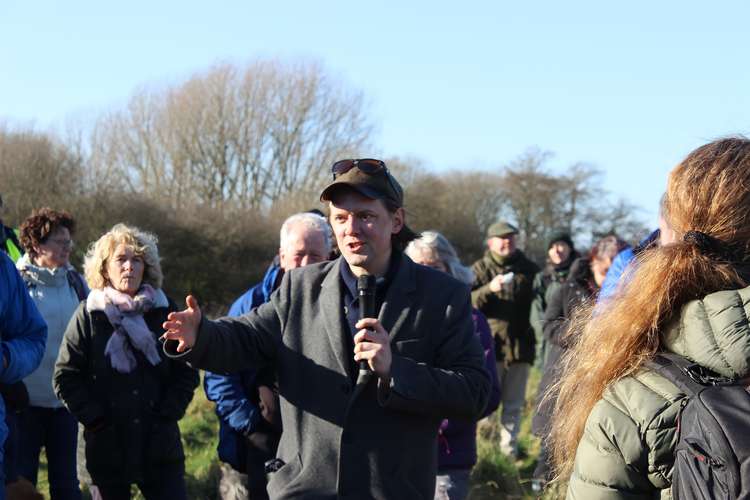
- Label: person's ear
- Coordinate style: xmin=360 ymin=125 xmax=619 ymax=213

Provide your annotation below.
xmin=391 ymin=207 xmax=405 ymax=234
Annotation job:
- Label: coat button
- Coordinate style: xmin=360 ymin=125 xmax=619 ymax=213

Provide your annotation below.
xmin=133 ymin=418 xmax=140 ymax=424
xmin=132 ymin=389 xmax=139 ymax=396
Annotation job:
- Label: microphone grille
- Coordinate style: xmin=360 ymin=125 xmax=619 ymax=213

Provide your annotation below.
xmin=357 ymin=274 xmax=376 ymax=291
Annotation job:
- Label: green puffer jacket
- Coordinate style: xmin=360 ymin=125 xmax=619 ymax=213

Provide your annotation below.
xmin=471 ymin=250 xmax=539 ymax=364
xmin=567 ymin=286 xmax=750 ymax=499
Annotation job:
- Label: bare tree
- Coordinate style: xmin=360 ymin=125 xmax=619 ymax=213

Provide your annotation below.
xmin=89 ymin=60 xmax=373 ymax=212
xmin=0 ymin=125 xmax=84 ymax=225
xmin=496 ymin=149 xmax=648 ymax=261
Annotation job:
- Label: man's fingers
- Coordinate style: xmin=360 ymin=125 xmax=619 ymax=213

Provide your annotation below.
xmin=355 ymin=318 xmax=382 ymax=331
xmin=354 ymin=349 xmax=377 ymax=361
xmin=354 ymin=341 xmax=379 ymax=354
xmin=353 ymin=328 xmax=387 ymax=344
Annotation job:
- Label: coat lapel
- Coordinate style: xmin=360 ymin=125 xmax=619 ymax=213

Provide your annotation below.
xmin=319 ymin=259 xmax=351 ymax=377
xmin=379 ymin=254 xmax=417 ymax=342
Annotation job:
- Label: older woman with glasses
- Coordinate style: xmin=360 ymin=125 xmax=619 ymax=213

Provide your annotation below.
xmin=405 ymin=231 xmax=501 ymax=500
xmin=16 ymin=207 xmax=85 ymax=500
xmin=53 ymin=224 xmax=199 ymax=500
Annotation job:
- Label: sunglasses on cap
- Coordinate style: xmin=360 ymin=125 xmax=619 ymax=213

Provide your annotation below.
xmin=331 ymin=158 xmax=387 ymax=177
xmin=331 ymin=158 xmax=400 ymax=197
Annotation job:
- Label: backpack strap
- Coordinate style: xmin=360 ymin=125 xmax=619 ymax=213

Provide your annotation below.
xmin=644 ymin=353 xmax=711 ymax=397
xmin=66 ymin=270 xmax=87 ymax=302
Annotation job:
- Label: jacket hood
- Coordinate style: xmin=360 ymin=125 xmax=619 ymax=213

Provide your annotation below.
xmin=662 ymin=285 xmax=750 ymax=379
xmin=16 ymin=252 xmax=73 ymax=288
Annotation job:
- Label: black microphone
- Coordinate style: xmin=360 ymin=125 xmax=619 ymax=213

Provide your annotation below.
xmin=357 ymin=274 xmax=377 ymax=373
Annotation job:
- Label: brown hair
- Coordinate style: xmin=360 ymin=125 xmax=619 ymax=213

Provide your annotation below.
xmin=19 ymin=207 xmax=76 ymax=258
xmin=589 ymin=234 xmax=628 ymax=263
xmin=550 ymin=137 xmax=750 ymax=478
xmin=383 ymin=198 xmax=419 ymax=251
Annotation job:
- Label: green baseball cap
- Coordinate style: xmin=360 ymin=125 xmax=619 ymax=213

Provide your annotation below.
xmin=487 ymin=221 xmax=518 ymax=238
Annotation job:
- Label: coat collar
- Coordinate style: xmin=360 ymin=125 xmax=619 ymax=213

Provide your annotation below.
xmin=320 ymin=255 xmax=418 ymax=379
xmin=17 ymin=253 xmax=74 ymax=288
xmin=662 ymin=285 xmax=750 ymax=379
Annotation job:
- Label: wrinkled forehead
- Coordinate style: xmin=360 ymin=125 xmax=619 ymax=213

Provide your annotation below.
xmin=109 ymin=239 xmax=144 ymax=258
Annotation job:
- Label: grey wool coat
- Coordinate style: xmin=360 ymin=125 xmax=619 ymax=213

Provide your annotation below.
xmin=166 ymin=255 xmax=491 ymax=500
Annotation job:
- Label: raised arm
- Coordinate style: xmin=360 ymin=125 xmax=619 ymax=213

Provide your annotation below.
xmin=163 ymin=278 xmax=288 ymax=374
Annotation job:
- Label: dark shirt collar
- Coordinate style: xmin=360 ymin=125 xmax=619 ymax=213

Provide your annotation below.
xmin=339 ymin=251 xmax=402 ymax=300
xmin=340 ymin=257 xmax=359 ymax=301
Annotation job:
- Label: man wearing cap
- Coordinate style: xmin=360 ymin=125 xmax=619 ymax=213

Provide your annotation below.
xmin=470 ymin=221 xmax=539 ymax=458
xmin=163 ymin=158 xmax=490 ymax=499
xmin=529 ymin=232 xmax=578 ymax=369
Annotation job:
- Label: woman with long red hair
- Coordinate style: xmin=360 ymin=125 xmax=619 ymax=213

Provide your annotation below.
xmin=551 ymin=137 xmax=750 ymax=497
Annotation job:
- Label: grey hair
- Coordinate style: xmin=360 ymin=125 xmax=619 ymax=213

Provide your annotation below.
xmin=404 ymin=230 xmax=474 ymax=285
xmin=279 ymin=212 xmax=332 ymax=253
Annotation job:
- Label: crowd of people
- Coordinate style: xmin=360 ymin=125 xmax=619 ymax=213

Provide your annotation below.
xmin=1 ymin=138 xmax=749 ymax=499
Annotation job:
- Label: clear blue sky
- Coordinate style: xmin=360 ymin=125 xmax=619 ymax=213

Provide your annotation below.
xmin=2 ymin=1 xmax=748 ymax=225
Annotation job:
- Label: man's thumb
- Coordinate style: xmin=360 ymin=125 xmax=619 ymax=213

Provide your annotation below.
xmin=186 ymin=294 xmax=200 ymax=311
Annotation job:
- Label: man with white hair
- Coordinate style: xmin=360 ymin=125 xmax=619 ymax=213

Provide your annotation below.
xmin=204 ymin=211 xmax=331 ymax=500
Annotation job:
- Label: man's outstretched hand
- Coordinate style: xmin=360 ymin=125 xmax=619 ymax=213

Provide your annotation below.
xmin=162 ymin=295 xmax=202 ymax=353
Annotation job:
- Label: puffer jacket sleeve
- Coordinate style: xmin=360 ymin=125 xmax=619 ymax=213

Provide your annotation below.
xmin=566 ymin=371 xmax=682 ymax=500
xmin=204 ymin=370 xmax=260 ymax=435
xmin=567 ymin=399 xmax=657 ymax=499
xmin=0 ymin=253 xmax=47 ymax=384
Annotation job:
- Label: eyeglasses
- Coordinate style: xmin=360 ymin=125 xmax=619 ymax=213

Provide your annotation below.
xmin=48 ymin=238 xmax=74 ymax=249
xmin=331 ymin=158 xmax=400 ymax=198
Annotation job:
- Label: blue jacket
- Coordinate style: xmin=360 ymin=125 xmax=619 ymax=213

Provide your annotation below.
xmin=0 ymin=252 xmax=47 ymax=451
xmin=204 ymin=262 xmax=281 ymax=469
xmin=598 ymin=230 xmax=660 ymax=302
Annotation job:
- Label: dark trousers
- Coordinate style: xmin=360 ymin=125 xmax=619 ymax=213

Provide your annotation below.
xmin=18 ymin=406 xmax=81 ymax=500
xmin=95 ymin=464 xmax=187 ymax=500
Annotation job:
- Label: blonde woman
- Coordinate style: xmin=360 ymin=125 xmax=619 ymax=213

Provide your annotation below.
xmin=53 ymin=224 xmax=198 ymax=500
xmin=551 ymin=137 xmax=750 ymax=497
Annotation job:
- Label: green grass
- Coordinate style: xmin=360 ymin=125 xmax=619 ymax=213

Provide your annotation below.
xmin=468 ymin=366 xmax=564 ymax=499
xmin=35 ymin=369 xmax=560 ymax=499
